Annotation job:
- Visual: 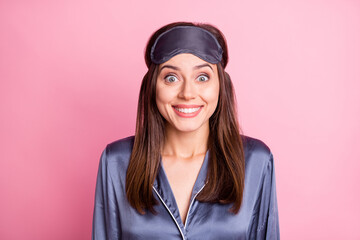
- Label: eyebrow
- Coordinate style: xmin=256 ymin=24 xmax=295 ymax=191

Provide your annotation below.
xmin=194 ymin=64 xmax=213 ymax=71
xmin=159 ymin=63 xmax=214 ymax=73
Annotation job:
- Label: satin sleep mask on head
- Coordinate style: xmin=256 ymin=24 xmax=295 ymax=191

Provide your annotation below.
xmin=150 ymin=26 xmax=223 ymax=64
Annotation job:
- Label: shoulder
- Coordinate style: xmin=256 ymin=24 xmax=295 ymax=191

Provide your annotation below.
xmin=241 ymin=134 xmax=271 ymax=156
xmin=100 ymin=135 xmax=135 ymax=170
xmin=106 ymin=135 xmax=135 ymax=156
xmin=241 ymin=134 xmax=274 ymax=171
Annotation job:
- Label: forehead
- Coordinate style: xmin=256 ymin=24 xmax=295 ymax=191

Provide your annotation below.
xmin=158 ymin=53 xmax=217 ymax=69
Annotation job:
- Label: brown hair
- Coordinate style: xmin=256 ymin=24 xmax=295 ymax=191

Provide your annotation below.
xmin=126 ymin=22 xmax=245 ymax=214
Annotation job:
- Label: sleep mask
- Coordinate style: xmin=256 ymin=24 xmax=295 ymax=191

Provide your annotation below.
xmin=150 ymin=26 xmax=223 ymax=64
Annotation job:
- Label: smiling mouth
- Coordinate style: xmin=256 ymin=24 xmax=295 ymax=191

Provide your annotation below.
xmin=174 ymin=106 xmax=201 ymax=113
xmin=172 ymin=105 xmax=203 ymax=117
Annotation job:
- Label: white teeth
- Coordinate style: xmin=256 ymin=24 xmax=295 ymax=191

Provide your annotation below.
xmin=174 ymin=107 xmax=201 ymax=113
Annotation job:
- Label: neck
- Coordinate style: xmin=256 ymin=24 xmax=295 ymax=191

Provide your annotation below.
xmin=162 ymin=122 xmax=209 ymax=159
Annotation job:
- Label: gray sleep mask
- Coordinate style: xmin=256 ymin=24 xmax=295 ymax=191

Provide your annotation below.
xmin=150 ymin=26 xmax=223 ymax=64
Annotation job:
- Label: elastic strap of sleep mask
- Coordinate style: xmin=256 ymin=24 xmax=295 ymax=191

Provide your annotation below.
xmin=150 ymin=26 xmax=223 ymax=64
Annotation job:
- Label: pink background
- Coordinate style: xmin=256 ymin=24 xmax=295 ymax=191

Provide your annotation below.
xmin=1 ymin=0 xmax=359 ymax=239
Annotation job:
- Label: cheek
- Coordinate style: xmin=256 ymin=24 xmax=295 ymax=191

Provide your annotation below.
xmin=203 ymin=83 xmax=220 ymax=107
xmin=156 ymin=85 xmax=173 ymax=112
xmin=156 ymin=87 xmax=167 ymax=105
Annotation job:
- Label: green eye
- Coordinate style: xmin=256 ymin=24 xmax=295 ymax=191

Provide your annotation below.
xmin=165 ymin=75 xmax=178 ymax=83
xmin=197 ymin=75 xmax=209 ymax=82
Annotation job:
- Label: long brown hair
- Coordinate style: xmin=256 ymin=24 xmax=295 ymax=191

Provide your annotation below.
xmin=126 ymin=22 xmax=245 ymax=214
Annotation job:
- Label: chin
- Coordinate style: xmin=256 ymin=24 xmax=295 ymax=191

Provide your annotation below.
xmin=177 ymin=128 xmax=199 ymax=133
xmin=173 ymin=123 xmax=204 ymax=133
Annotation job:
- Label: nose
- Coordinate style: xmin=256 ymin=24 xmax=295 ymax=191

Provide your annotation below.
xmin=178 ymin=78 xmax=196 ymax=100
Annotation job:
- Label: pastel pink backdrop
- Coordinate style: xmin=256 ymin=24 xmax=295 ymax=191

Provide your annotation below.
xmin=1 ymin=0 xmax=359 ymax=239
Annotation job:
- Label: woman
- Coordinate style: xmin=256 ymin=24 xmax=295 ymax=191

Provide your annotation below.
xmin=92 ymin=22 xmax=280 ymax=239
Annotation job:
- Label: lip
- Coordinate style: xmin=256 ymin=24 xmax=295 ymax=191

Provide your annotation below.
xmin=172 ymin=105 xmax=203 ymax=118
xmin=172 ymin=104 xmax=203 ymax=108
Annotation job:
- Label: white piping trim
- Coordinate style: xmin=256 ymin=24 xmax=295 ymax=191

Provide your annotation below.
xmin=152 ymin=186 xmax=186 ymax=240
xmin=184 ymin=184 xmax=206 ymax=229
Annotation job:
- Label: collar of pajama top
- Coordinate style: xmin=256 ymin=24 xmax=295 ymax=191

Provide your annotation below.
xmin=152 ymin=150 xmax=210 ymax=234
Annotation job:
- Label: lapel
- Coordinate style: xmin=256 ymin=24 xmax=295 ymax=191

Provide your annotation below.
xmin=153 ymin=150 xmax=210 ymax=228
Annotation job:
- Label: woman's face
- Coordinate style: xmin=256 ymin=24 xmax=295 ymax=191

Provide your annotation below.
xmin=156 ymin=53 xmax=220 ymax=133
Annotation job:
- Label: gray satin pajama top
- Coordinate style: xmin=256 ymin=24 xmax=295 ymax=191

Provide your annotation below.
xmin=92 ymin=135 xmax=280 ymax=239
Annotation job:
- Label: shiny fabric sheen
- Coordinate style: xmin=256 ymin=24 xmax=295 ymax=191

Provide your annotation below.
xmin=150 ymin=26 xmax=223 ymax=64
xmin=92 ymin=135 xmax=280 ymax=239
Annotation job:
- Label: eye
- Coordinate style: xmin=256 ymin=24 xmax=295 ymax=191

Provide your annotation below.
xmin=164 ymin=74 xmax=178 ymax=83
xmin=197 ymin=74 xmax=209 ymax=82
